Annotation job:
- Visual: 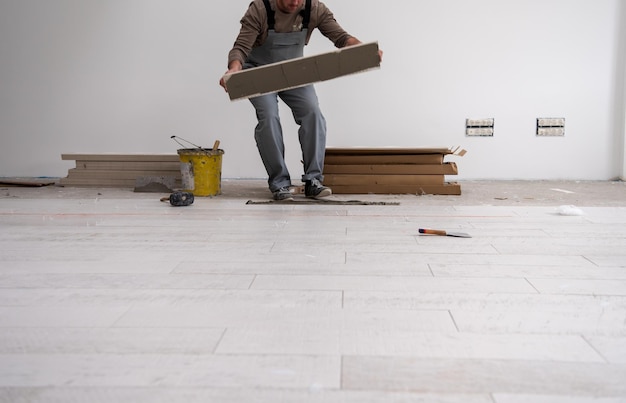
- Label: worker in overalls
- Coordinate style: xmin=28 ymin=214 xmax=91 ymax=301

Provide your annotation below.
xmin=220 ymin=0 xmax=380 ymax=200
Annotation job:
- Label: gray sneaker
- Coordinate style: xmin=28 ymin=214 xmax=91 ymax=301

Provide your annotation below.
xmin=272 ymin=187 xmax=294 ymax=201
xmin=305 ymin=178 xmax=332 ymax=198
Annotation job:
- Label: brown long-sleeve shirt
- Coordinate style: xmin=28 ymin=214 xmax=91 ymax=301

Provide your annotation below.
xmin=227 ymin=0 xmax=354 ymax=68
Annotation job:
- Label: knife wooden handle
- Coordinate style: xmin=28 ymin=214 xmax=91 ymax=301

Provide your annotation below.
xmin=419 ymin=228 xmax=447 ymax=236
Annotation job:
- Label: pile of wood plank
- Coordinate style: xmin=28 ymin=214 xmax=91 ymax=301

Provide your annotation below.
xmin=60 ymin=154 xmax=181 ymax=188
xmin=323 ymin=147 xmax=466 ymax=195
xmin=60 ymin=148 xmax=465 ymax=194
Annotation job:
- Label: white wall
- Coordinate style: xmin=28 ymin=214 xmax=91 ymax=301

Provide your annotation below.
xmin=620 ymin=0 xmax=626 ymax=180
xmin=0 ymin=0 xmax=624 ymax=181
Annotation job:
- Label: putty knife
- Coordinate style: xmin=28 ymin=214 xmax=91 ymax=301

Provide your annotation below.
xmin=419 ymin=228 xmax=472 ymax=238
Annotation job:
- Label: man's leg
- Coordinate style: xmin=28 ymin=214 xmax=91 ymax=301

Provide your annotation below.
xmin=249 ymin=93 xmax=292 ymax=192
xmin=278 ymin=85 xmax=327 ymax=183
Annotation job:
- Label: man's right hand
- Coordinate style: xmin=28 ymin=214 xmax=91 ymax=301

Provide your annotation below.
xmin=219 ymin=61 xmax=243 ymax=92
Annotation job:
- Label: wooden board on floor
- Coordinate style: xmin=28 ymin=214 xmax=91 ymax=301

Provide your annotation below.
xmin=330 ymin=182 xmax=462 ymax=195
xmin=64 ymin=169 xmax=180 ymax=181
xmin=73 ymin=161 xmax=181 ymax=171
xmin=61 ymin=154 xmax=182 ymax=188
xmin=324 ymin=154 xmax=445 ymax=165
xmin=323 ymin=162 xmax=458 ymax=175
xmin=62 ymin=154 xmax=180 ymax=162
xmin=324 ymin=174 xmax=445 ymax=186
xmin=323 ymin=147 xmax=464 ymax=195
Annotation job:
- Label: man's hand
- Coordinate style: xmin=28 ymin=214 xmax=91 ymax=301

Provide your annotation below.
xmin=219 ymin=61 xmax=243 ymax=92
xmin=344 ymin=37 xmax=383 ymax=62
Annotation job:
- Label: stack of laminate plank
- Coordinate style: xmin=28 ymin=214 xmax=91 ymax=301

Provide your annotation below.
xmin=60 ymin=154 xmax=181 ymax=187
xmin=323 ymin=147 xmax=466 ymax=195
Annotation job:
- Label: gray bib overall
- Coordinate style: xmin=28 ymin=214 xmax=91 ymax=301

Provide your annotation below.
xmin=245 ymin=0 xmax=327 ymax=192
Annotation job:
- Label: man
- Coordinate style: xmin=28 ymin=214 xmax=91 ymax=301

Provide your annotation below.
xmin=220 ymin=0 xmax=380 ymax=201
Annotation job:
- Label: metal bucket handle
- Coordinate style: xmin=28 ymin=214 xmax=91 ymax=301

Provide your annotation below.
xmin=171 ymin=136 xmax=221 ymax=154
xmin=171 ymin=135 xmax=203 ymax=150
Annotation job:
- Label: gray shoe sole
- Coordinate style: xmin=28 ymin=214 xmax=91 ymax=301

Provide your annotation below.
xmin=273 ymin=194 xmax=294 ymax=201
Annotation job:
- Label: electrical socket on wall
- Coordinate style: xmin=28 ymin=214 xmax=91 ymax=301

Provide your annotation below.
xmin=466 ymin=118 xmax=494 ymax=136
xmin=537 ymin=117 xmax=565 ymax=136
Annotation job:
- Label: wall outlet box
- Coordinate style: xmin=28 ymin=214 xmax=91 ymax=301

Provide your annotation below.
xmin=466 ymin=127 xmax=494 ymax=136
xmin=466 ymin=118 xmax=494 ymax=136
xmin=537 ymin=117 xmax=565 ymax=136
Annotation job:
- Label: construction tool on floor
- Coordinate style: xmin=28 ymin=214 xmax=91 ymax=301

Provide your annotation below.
xmin=160 ymin=191 xmax=194 ymax=207
xmin=418 ymin=228 xmax=471 ymax=238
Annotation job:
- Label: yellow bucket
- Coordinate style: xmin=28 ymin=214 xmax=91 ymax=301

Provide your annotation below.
xmin=177 ymin=144 xmax=224 ymax=197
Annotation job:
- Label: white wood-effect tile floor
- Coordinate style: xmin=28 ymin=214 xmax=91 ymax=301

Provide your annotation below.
xmin=0 ymin=180 xmax=625 ymax=403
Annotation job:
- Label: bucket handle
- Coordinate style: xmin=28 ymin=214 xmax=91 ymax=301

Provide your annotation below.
xmin=171 ymin=136 xmax=221 ymax=151
xmin=171 ymin=135 xmax=203 ymax=150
